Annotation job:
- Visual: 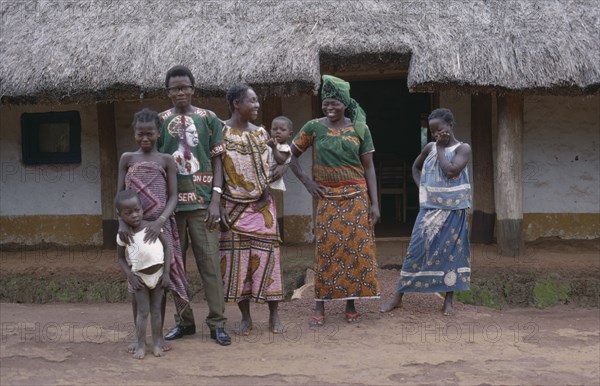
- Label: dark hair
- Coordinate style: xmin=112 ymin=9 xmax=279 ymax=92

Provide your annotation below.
xmin=226 ymin=84 xmax=253 ymax=113
xmin=428 ymin=108 xmax=455 ymax=127
xmin=132 ymin=108 xmax=160 ymax=131
xmin=114 ymin=189 xmax=141 ymax=211
xmin=165 ymin=65 xmax=195 ymax=88
xmin=272 ymin=116 xmax=293 ymax=131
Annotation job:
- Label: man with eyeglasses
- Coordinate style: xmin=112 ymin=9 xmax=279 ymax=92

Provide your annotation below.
xmin=157 ymin=65 xmax=231 ymax=346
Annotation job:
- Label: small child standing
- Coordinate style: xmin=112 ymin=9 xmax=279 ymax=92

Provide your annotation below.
xmin=116 ymin=190 xmax=171 ymax=359
xmin=266 ymin=116 xmax=293 ymax=191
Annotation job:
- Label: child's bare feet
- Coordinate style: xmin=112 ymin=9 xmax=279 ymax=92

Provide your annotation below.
xmin=234 ymin=318 xmax=252 ymax=336
xmin=133 ymin=343 xmax=145 ymax=359
xmin=152 ymin=345 xmax=164 ymax=357
xmin=158 ymin=338 xmax=172 ymax=352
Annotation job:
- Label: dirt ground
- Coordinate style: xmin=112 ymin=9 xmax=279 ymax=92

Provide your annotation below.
xmin=1 ymin=239 xmax=599 ymax=385
xmin=2 ymin=238 xmax=599 ymax=275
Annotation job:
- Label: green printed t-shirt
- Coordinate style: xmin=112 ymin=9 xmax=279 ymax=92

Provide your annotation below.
xmin=158 ymin=107 xmax=225 ymax=211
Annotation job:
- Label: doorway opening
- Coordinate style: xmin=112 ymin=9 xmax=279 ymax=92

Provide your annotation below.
xmin=350 ymin=78 xmax=431 ymax=237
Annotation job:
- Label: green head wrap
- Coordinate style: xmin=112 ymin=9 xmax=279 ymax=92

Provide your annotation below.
xmin=321 ymin=75 xmax=367 ymax=139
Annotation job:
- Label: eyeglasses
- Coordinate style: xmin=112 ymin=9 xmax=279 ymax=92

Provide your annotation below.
xmin=167 ymin=85 xmax=194 ymax=94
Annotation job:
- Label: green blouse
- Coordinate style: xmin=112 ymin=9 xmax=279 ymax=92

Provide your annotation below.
xmin=292 ymin=119 xmax=374 ymax=187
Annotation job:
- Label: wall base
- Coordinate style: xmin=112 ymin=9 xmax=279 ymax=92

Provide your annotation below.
xmin=0 ymin=215 xmax=103 ymax=247
xmin=523 ymin=213 xmax=600 ymax=241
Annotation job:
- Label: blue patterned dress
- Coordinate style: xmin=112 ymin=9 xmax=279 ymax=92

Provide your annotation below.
xmin=396 ymin=143 xmax=471 ymax=293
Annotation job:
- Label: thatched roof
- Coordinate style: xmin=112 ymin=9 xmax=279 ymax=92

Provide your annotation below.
xmin=1 ymin=0 xmax=598 ymax=103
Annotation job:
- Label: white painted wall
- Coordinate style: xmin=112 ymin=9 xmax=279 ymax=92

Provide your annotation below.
xmin=523 ymin=95 xmax=600 ymax=213
xmin=281 ymin=95 xmax=314 ymax=217
xmin=0 ymin=104 xmax=101 ymax=215
xmin=439 ymin=91 xmax=472 ymax=145
xmin=442 ymin=92 xmax=600 ymax=214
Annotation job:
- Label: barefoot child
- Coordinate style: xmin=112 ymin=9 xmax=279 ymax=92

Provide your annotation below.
xmin=116 ymin=190 xmax=171 ymax=359
xmin=266 ymin=116 xmax=293 ymax=191
xmin=116 ymin=108 xmax=190 ymax=352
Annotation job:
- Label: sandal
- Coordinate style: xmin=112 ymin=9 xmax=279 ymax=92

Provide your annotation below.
xmin=309 ymin=315 xmax=325 ymax=326
xmin=345 ymin=311 xmax=362 ymax=323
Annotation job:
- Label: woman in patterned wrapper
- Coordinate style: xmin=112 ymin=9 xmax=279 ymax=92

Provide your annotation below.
xmin=219 ymin=84 xmax=285 ymax=335
xmin=168 ymin=115 xmax=201 ymax=175
xmin=289 ymin=75 xmax=381 ymax=326
xmin=380 ymin=108 xmax=472 ymax=316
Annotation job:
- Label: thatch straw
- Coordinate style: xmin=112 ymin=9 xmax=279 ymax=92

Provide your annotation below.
xmin=1 ymin=0 xmax=598 ymax=104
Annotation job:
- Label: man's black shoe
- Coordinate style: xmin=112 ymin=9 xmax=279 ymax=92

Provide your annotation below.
xmin=210 ymin=327 xmax=231 ymax=346
xmin=164 ymin=324 xmax=196 ymax=340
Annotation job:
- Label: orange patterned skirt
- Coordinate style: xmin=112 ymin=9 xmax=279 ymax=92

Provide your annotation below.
xmin=314 ymin=184 xmax=380 ymax=301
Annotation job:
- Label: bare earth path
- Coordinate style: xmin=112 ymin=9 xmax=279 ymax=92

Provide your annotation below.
xmin=1 ymin=239 xmax=599 ymax=384
xmin=2 ymin=270 xmax=599 ymax=385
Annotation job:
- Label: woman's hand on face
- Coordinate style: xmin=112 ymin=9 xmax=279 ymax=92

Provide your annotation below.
xmin=304 ymin=180 xmax=329 ymax=198
xmin=205 ymin=201 xmax=222 ymax=232
xmin=143 ymin=220 xmax=163 ymax=243
xmin=369 ymin=204 xmax=381 ymax=224
xmin=435 ymin=131 xmax=451 ymax=147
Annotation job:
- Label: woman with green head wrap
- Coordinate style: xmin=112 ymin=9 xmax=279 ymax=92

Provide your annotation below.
xmin=290 ymin=75 xmax=381 ymax=325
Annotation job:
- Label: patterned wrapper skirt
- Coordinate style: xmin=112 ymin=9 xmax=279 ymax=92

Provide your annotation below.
xmin=220 ymin=195 xmax=283 ymax=303
xmin=396 ymin=208 xmax=471 ymax=293
xmin=315 ymin=184 xmax=380 ymax=301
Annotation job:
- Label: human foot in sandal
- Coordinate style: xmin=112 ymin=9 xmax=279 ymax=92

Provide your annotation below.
xmin=309 ymin=315 xmax=325 ymax=326
xmin=345 ymin=311 xmax=362 ymax=322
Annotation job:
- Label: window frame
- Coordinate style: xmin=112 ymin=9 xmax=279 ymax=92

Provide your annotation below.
xmin=21 ymin=111 xmax=82 ymax=165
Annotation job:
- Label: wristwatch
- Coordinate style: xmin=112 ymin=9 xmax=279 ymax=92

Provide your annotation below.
xmin=212 ymin=186 xmax=223 ymax=194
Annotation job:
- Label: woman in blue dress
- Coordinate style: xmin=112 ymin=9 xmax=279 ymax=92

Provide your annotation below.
xmin=380 ymin=108 xmax=472 ymax=315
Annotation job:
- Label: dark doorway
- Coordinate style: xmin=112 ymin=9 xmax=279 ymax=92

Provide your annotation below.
xmin=350 ymin=79 xmax=431 ymax=237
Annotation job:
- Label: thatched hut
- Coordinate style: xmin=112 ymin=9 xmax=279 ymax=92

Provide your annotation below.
xmin=1 ymin=0 xmax=598 ymax=254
